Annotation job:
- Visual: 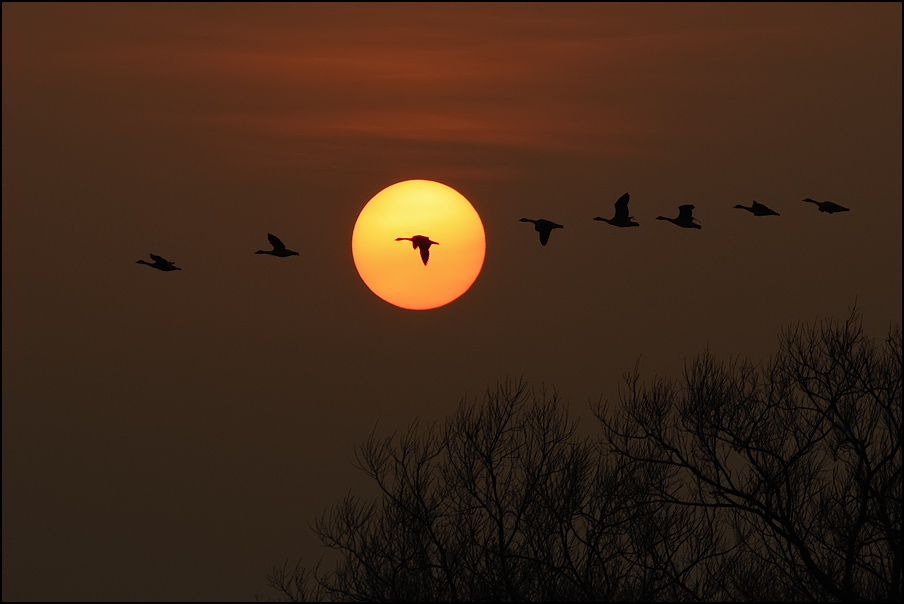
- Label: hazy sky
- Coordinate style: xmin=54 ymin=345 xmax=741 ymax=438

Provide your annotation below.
xmin=3 ymin=2 xmax=901 ymax=601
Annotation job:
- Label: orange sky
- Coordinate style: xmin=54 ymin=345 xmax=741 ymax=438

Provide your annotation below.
xmin=3 ymin=3 xmax=901 ymax=601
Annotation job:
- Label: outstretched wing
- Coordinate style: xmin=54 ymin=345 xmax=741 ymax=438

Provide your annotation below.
xmin=149 ymin=253 xmax=169 ymax=264
xmin=419 ymin=244 xmax=430 ymax=265
xmin=677 ymin=205 xmax=695 ymax=221
xmin=267 ymin=233 xmax=286 ymax=252
xmin=754 ymin=201 xmax=779 ymax=216
xmin=539 ymin=228 xmax=551 ymax=246
xmin=613 ymin=193 xmax=630 ymax=220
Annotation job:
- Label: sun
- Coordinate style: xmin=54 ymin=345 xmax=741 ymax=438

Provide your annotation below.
xmin=352 ymin=180 xmax=486 ymax=310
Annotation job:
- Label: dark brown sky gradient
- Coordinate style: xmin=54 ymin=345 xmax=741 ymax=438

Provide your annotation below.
xmin=3 ymin=3 xmax=901 ymax=601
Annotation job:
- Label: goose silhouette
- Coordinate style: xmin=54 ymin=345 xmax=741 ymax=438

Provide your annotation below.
xmin=803 ymin=198 xmax=850 ymax=214
xmin=594 ymin=192 xmax=639 ymax=227
xmin=520 ymin=218 xmax=564 ymax=246
xmin=255 ymin=233 xmax=299 ymax=257
xmin=734 ymin=201 xmax=779 ymax=216
xmin=136 ymin=253 xmax=181 ymax=271
xmin=656 ymin=204 xmax=701 ymax=229
xmin=395 ymin=235 xmax=438 ymax=265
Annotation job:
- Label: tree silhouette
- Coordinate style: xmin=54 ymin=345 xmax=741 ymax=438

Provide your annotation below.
xmin=598 ymin=309 xmax=902 ymax=602
xmin=264 ymin=310 xmax=901 ymax=602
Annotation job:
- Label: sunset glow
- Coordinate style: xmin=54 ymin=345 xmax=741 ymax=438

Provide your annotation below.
xmin=352 ymin=180 xmax=485 ymax=310
xmin=4 ymin=3 xmax=900 ymax=601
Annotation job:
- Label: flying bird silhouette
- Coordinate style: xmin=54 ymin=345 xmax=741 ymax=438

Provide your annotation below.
xmin=136 ymin=253 xmax=181 ymax=271
xmin=255 ymin=233 xmax=299 ymax=257
xmin=734 ymin=201 xmax=780 ymax=216
xmin=395 ymin=235 xmax=439 ymax=265
xmin=594 ymin=192 xmax=639 ymax=227
xmin=803 ymin=198 xmax=850 ymax=214
xmin=656 ymin=204 xmax=701 ymax=229
xmin=520 ymin=218 xmax=564 ymax=245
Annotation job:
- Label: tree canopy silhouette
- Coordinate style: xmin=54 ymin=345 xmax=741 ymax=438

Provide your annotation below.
xmin=264 ymin=309 xmax=901 ymax=602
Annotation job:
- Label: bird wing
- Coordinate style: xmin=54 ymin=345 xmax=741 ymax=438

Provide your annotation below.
xmin=267 ymin=233 xmax=286 ymax=251
xmin=613 ymin=193 xmax=630 ymax=220
xmin=678 ymin=205 xmax=695 ymax=220
xmin=419 ymin=244 xmax=430 ymax=265
xmin=149 ymin=253 xmax=169 ymax=264
xmin=757 ymin=202 xmax=779 ymax=215
xmin=539 ymin=228 xmax=551 ymax=246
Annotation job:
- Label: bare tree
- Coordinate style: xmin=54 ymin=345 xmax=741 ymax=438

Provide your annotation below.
xmin=265 ymin=310 xmax=901 ymax=602
xmin=599 ymin=309 xmax=902 ymax=601
xmin=265 ymin=381 xmax=718 ymax=601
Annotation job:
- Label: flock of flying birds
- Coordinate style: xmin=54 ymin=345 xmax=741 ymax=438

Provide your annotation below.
xmin=136 ymin=233 xmax=299 ymax=271
xmin=517 ymin=195 xmax=850 ymax=247
xmin=136 ymin=195 xmax=850 ymax=271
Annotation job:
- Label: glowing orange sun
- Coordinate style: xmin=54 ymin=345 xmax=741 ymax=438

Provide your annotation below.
xmin=352 ymin=180 xmax=486 ymax=310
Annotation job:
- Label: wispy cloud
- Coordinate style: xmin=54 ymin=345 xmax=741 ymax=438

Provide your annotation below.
xmin=5 ymin=2 xmax=895 ymax=177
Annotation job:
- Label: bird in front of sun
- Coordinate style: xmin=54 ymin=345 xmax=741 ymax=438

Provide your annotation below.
xmin=803 ymin=198 xmax=850 ymax=214
xmin=395 ymin=235 xmax=439 ymax=266
xmin=734 ymin=201 xmax=780 ymax=216
xmin=520 ymin=218 xmax=564 ymax=246
xmin=136 ymin=253 xmax=181 ymax=271
xmin=255 ymin=233 xmax=299 ymax=257
xmin=656 ymin=204 xmax=701 ymax=229
xmin=594 ymin=192 xmax=639 ymax=227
